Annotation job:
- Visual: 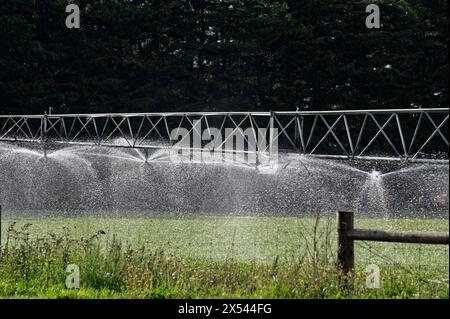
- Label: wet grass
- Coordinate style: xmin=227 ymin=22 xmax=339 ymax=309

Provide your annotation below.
xmin=0 ymin=216 xmax=448 ymax=299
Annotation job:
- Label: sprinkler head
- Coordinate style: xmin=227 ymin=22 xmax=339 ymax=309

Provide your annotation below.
xmin=370 ymin=170 xmax=381 ymax=178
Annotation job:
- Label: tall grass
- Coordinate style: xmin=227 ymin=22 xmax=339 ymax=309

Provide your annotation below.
xmin=0 ymin=219 xmax=448 ymax=299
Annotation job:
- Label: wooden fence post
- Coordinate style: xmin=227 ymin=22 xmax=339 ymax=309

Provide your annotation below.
xmin=337 ymin=211 xmax=354 ymax=274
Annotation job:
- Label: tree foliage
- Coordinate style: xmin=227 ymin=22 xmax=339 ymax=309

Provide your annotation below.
xmin=0 ymin=0 xmax=448 ymax=114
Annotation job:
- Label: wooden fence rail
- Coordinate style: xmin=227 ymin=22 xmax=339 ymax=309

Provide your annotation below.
xmin=337 ymin=211 xmax=450 ymax=274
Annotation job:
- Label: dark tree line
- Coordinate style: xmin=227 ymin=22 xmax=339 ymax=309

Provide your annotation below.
xmin=0 ymin=0 xmax=448 ymax=114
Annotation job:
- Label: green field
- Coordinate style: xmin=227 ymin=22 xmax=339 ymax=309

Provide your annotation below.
xmin=0 ymin=216 xmax=448 ymax=299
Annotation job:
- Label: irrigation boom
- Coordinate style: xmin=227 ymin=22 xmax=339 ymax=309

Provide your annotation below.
xmin=0 ymin=108 xmax=448 ymax=163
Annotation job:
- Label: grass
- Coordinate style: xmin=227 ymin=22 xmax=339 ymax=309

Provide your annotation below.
xmin=0 ymin=216 xmax=448 ymax=299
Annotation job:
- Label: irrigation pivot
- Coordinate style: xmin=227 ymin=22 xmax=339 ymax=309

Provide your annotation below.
xmin=0 ymin=108 xmax=448 ymax=163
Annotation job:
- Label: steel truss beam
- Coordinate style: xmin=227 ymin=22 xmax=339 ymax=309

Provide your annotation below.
xmin=0 ymin=108 xmax=448 ymax=163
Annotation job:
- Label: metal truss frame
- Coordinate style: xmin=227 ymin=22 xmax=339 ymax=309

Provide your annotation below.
xmin=0 ymin=108 xmax=448 ymax=163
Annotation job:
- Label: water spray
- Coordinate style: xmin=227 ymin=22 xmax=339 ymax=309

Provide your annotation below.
xmin=370 ymin=170 xmax=381 ymax=179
